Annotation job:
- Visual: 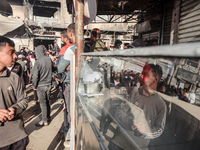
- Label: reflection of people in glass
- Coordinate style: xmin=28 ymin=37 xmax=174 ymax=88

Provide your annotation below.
xmin=100 ymin=70 xmax=125 ymax=135
xmin=109 ymin=64 xmax=167 ymax=150
xmin=110 ymin=71 xmax=124 ymax=88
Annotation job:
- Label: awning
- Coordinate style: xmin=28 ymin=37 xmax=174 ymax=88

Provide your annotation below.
xmin=73 ymin=0 xmax=97 ymax=25
xmin=0 ymin=14 xmax=25 ymax=36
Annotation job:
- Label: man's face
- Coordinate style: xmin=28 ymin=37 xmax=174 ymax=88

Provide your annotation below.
xmin=0 ymin=43 xmax=17 ymax=67
xmin=124 ymin=46 xmax=128 ymax=49
xmin=67 ymin=29 xmax=73 ymax=43
xmin=114 ymin=72 xmax=121 ymax=79
xmin=61 ymin=34 xmax=65 ymax=43
xmin=64 ymin=37 xmax=69 ymax=45
xmin=140 ymin=67 xmax=157 ymax=90
xmin=90 ymin=34 xmax=95 ymax=42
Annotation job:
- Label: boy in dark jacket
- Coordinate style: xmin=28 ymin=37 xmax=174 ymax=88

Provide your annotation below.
xmin=0 ymin=36 xmax=29 ymax=149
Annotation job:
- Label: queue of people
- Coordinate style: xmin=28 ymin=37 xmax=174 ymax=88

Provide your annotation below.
xmin=0 ymin=22 xmax=78 ymax=149
xmin=0 ymin=22 xmax=199 ymax=150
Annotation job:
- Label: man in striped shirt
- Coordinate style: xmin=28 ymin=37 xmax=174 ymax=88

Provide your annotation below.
xmin=109 ymin=64 xmax=167 ymax=150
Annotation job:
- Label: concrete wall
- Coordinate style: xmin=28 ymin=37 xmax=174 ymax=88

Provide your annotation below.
xmin=55 ymin=31 xmax=62 ymax=48
xmin=11 ymin=38 xmax=34 ymax=51
xmin=60 ymin=0 xmax=71 ymax=24
xmin=10 ymin=5 xmax=24 ymax=19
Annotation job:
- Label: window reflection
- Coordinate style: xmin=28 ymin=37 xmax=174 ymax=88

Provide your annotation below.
xmin=77 ymin=56 xmax=200 ymax=150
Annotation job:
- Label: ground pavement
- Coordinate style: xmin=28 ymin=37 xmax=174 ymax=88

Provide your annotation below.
xmin=22 ymin=84 xmax=66 ymax=150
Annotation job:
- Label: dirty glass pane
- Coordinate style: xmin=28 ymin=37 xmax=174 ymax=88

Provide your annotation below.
xmin=77 ymin=56 xmax=200 ymax=150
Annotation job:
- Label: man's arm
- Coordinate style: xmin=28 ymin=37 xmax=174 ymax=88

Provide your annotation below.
xmin=57 ymin=46 xmax=74 ymax=73
xmin=11 ymin=74 xmax=28 ymax=117
xmin=57 ymin=58 xmax=70 ymax=73
xmin=143 ymin=99 xmax=167 ymax=139
xmin=31 ymin=62 xmax=39 ymax=89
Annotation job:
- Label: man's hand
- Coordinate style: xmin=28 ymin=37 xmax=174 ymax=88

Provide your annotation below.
xmin=55 ymin=77 xmax=62 ymax=83
xmin=132 ymin=120 xmax=146 ymax=134
xmin=66 ymin=65 xmax=70 ymax=71
xmin=7 ymin=107 xmax=15 ymax=121
xmin=0 ymin=109 xmax=9 ymax=122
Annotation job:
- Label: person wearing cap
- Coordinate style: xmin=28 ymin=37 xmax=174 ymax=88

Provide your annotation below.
xmin=90 ymin=28 xmax=108 ymax=52
xmin=17 ymin=54 xmax=25 ymax=72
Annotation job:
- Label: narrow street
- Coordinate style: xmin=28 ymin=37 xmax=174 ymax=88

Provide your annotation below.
xmin=22 ymin=84 xmax=65 ymax=150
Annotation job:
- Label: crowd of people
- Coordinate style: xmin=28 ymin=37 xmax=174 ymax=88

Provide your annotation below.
xmin=0 ymin=23 xmax=76 ymax=149
xmin=96 ymin=61 xmax=197 ymax=149
xmin=109 ymin=68 xmax=196 ymax=104
xmin=0 ymin=23 xmax=197 ymax=149
xmin=0 ymin=22 xmax=115 ymax=149
xmin=93 ymin=63 xmax=166 ymax=150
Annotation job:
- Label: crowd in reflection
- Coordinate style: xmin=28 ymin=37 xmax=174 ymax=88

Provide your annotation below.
xmin=108 ymin=67 xmax=195 ymax=105
xmin=94 ymin=62 xmax=198 ymax=150
xmin=97 ymin=64 xmax=166 ymax=150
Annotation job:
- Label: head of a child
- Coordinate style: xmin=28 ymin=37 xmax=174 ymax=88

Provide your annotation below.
xmin=0 ymin=36 xmax=17 ymax=68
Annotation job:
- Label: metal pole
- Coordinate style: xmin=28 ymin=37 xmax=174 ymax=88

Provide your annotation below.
xmin=72 ymin=1 xmax=75 ymax=23
xmin=75 ymin=0 xmax=84 ymax=83
xmin=73 ymin=0 xmax=84 ymax=149
xmin=159 ymin=1 xmax=165 ymax=45
xmin=70 ymin=54 xmax=76 ymax=150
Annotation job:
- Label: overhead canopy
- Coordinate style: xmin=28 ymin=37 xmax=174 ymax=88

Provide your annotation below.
xmin=0 ymin=14 xmax=25 ymax=36
xmin=68 ymin=0 xmax=160 ymax=15
xmin=73 ymin=0 xmax=97 ymax=25
xmin=66 ymin=0 xmax=163 ymax=25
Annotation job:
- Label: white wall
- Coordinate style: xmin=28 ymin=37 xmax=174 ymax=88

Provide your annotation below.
xmin=10 ymin=5 xmax=24 ymax=19
xmin=11 ymin=38 xmax=34 ymax=51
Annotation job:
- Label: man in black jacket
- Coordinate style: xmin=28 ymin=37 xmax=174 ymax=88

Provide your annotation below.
xmin=32 ymin=45 xmax=53 ymax=126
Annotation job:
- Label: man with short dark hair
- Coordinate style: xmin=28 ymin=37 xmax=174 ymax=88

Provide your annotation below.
xmin=0 ymin=36 xmax=29 ymax=149
xmin=114 ymin=40 xmax=122 ymax=50
xmin=58 ymin=23 xmax=76 ymax=142
xmin=109 ymin=64 xmax=167 ymax=150
xmin=59 ymin=29 xmax=72 ymax=60
xmin=90 ymin=28 xmax=108 ymax=52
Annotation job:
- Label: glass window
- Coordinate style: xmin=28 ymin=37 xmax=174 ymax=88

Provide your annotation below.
xmin=76 ymin=55 xmax=200 ymax=150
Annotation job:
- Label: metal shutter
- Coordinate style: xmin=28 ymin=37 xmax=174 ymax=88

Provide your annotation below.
xmin=178 ymin=0 xmax=200 ymax=43
xmin=163 ymin=1 xmax=173 ymax=45
xmin=142 ymin=31 xmax=159 ymax=41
